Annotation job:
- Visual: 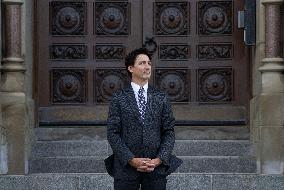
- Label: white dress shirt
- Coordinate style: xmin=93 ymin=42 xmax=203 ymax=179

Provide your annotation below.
xmin=131 ymin=82 xmax=148 ymax=106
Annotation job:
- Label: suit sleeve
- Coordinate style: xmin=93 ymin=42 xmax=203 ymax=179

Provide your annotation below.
xmin=107 ymin=93 xmax=135 ymax=167
xmin=157 ymin=94 xmax=175 ymax=166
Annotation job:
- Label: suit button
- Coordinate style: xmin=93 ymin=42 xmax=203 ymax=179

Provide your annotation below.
xmin=143 ymin=130 xmax=145 ymax=133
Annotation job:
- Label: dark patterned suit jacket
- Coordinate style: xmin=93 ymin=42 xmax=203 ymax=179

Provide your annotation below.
xmin=105 ymin=84 xmax=182 ymax=179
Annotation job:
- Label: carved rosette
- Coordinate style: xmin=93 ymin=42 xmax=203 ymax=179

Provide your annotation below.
xmin=155 ymin=69 xmax=190 ymax=102
xmin=52 ymin=69 xmax=86 ymax=104
xmin=198 ymin=44 xmax=233 ymax=60
xmin=50 ymin=44 xmax=87 ymax=60
xmin=95 ymin=2 xmax=129 ymax=35
xmin=159 ymin=44 xmax=190 ymax=60
xmin=95 ymin=69 xmax=128 ymax=103
xmin=198 ymin=1 xmax=232 ymax=35
xmin=155 ymin=2 xmax=189 ymax=35
xmin=95 ymin=44 xmax=125 ymax=60
xmin=50 ymin=2 xmax=86 ymax=35
xmin=198 ymin=68 xmax=232 ymax=102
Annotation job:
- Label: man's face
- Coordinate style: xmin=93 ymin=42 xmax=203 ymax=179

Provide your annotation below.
xmin=128 ymin=54 xmax=152 ymax=82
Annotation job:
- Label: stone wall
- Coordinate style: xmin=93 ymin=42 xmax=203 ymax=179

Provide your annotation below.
xmin=23 ymin=0 xmax=35 ymax=174
xmin=0 ymin=1 xmax=8 ymax=175
xmin=0 ymin=0 xmax=34 ymax=174
xmin=251 ymin=0 xmax=284 ymax=174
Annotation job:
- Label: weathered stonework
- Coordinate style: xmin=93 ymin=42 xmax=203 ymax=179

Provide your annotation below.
xmin=251 ymin=0 xmax=284 ymax=174
xmin=0 ymin=0 xmax=283 ymax=178
xmin=0 ymin=0 xmax=29 ymax=174
xmin=0 ymin=111 xmax=8 ymax=174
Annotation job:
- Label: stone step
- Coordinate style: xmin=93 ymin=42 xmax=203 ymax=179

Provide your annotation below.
xmin=175 ymin=125 xmax=250 ymax=140
xmin=177 ymin=156 xmax=256 ymax=173
xmin=31 ymin=140 xmax=110 ymax=157
xmin=35 ymin=125 xmax=250 ymax=141
xmin=1 ymin=174 xmax=284 ymax=190
xmin=174 ymin=140 xmax=252 ymax=156
xmin=29 ymin=156 xmax=107 ymax=174
xmin=39 ymin=105 xmax=246 ymax=124
xmin=32 ymin=140 xmax=252 ymax=157
xmin=29 ymin=156 xmax=256 ymax=174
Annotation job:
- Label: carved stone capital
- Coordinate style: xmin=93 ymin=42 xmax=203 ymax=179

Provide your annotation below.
xmin=0 ymin=64 xmax=26 ymax=72
xmin=1 ymin=0 xmax=23 ymax=5
xmin=262 ymin=0 xmax=284 ymax=5
xmin=259 ymin=58 xmax=284 ymax=93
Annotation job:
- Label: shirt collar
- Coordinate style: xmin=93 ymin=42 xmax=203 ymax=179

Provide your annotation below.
xmin=131 ymin=82 xmax=148 ymax=93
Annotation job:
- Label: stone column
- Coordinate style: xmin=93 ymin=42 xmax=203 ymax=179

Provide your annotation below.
xmin=0 ymin=0 xmax=27 ymax=174
xmin=0 ymin=1 xmax=8 ymax=175
xmin=257 ymin=0 xmax=284 ymax=174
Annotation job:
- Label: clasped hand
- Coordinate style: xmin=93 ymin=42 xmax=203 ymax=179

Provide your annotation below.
xmin=129 ymin=158 xmax=162 ymax=172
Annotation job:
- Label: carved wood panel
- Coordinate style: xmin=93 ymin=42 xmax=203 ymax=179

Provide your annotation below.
xmin=197 ymin=43 xmax=233 ymax=60
xmin=50 ymin=44 xmax=87 ymax=60
xmin=94 ymin=69 xmax=128 ymax=103
xmin=50 ymin=1 xmax=86 ymax=35
xmin=198 ymin=1 xmax=233 ymax=35
xmin=95 ymin=44 xmax=125 ymax=61
xmin=37 ymin=0 xmax=249 ymax=123
xmin=159 ymin=44 xmax=190 ymax=60
xmin=95 ymin=2 xmax=130 ymax=35
xmin=155 ymin=69 xmax=190 ymax=102
xmin=155 ymin=2 xmax=189 ymax=35
xmin=198 ymin=68 xmax=232 ymax=102
xmin=51 ymin=69 xmax=87 ymax=104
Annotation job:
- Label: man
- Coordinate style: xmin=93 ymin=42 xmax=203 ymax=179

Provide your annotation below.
xmin=105 ymin=48 xmax=182 ymax=190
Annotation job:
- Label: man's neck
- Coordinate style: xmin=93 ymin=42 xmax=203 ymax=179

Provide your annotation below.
xmin=131 ymin=79 xmax=148 ymax=87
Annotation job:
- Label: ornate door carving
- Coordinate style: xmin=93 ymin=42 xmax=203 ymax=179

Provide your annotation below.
xmin=36 ymin=0 xmax=249 ymax=125
xmin=143 ymin=0 xmax=249 ymax=122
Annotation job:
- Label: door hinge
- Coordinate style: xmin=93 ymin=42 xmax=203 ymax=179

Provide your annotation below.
xmin=238 ymin=0 xmax=256 ymax=46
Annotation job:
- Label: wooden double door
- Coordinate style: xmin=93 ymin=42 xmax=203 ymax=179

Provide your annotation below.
xmin=36 ymin=0 xmax=250 ymax=125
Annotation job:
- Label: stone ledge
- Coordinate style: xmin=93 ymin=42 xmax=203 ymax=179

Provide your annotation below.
xmin=0 ymin=174 xmax=284 ymax=190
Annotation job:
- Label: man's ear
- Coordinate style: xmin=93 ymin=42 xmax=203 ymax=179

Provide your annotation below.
xmin=128 ymin=66 xmax=133 ymax=73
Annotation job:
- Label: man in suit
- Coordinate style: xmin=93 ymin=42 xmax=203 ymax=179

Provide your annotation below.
xmin=105 ymin=48 xmax=182 ymax=190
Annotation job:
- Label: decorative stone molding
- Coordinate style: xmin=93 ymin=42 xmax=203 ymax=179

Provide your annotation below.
xmin=1 ymin=0 xmax=23 ymax=4
xmin=260 ymin=58 xmax=284 ymax=70
xmin=259 ymin=1 xmax=284 ymax=93
xmin=1 ymin=0 xmax=26 ymax=174
xmin=255 ymin=0 xmax=284 ymax=174
xmin=262 ymin=0 xmax=284 ymax=5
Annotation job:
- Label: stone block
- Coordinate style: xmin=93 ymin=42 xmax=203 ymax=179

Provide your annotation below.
xmin=173 ymin=105 xmax=245 ymax=121
xmin=212 ymin=174 xmax=257 ymax=190
xmin=35 ymin=127 xmax=107 ymax=141
xmin=167 ymin=174 xmax=211 ymax=190
xmin=0 ymin=176 xmax=28 ymax=190
xmin=260 ymin=127 xmax=284 ymax=174
xmin=212 ymin=174 xmax=284 ymax=190
xmin=4 ymin=103 xmax=26 ymax=174
xmin=28 ymin=175 xmax=79 ymax=190
xmin=257 ymin=175 xmax=284 ymax=190
xmin=175 ymin=126 xmax=249 ymax=140
xmin=258 ymin=94 xmax=284 ymax=126
xmin=0 ymin=143 xmax=8 ymax=174
xmin=79 ymin=174 xmax=113 ymax=190
xmin=32 ymin=140 xmax=108 ymax=157
xmin=29 ymin=157 xmax=106 ymax=173
xmin=173 ymin=140 xmax=251 ymax=156
xmin=178 ymin=156 xmax=256 ymax=173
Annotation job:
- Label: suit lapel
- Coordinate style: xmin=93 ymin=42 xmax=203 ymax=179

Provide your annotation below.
xmin=145 ymin=86 xmax=155 ymax=122
xmin=124 ymin=85 xmax=144 ymax=125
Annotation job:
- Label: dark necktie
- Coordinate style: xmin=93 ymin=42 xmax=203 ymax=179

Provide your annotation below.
xmin=138 ymin=87 xmax=146 ymax=120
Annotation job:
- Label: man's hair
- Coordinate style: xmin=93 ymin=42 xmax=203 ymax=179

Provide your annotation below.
xmin=125 ymin=47 xmax=152 ymax=77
